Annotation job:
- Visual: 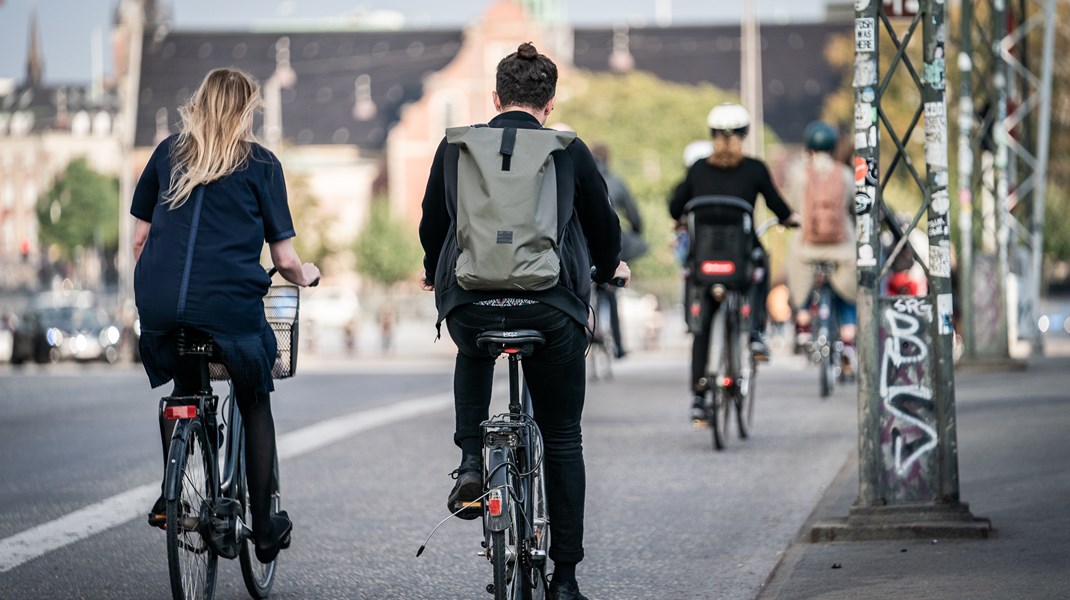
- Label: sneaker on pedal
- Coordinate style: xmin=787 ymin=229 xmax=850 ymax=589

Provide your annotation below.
xmin=750 ymin=332 xmax=771 ymax=362
xmin=447 ymin=455 xmax=483 ymax=520
xmin=689 ymin=395 xmax=708 ymax=428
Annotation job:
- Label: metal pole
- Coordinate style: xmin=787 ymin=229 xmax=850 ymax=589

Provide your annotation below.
xmin=922 ymin=0 xmax=961 ymax=504
xmin=116 ymin=0 xmax=144 ymax=318
xmin=1030 ymin=0 xmax=1056 ymax=354
xmin=957 ymin=0 xmax=976 ymax=359
xmin=853 ymin=0 xmax=883 ymax=507
xmin=992 ymin=0 xmax=1012 ymax=358
xmin=740 ymin=0 xmax=764 ymax=157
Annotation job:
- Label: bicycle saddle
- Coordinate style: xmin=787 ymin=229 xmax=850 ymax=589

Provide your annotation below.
xmin=476 ymin=329 xmax=545 ymax=357
xmin=176 ymin=327 xmax=218 ymax=357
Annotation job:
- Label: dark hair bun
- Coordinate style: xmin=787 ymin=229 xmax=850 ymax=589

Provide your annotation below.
xmin=517 ymin=42 xmax=538 ymax=60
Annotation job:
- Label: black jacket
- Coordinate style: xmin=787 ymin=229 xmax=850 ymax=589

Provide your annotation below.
xmin=419 ymin=111 xmax=622 ymax=328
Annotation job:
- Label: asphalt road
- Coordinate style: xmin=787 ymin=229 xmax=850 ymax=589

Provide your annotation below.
xmin=0 ymin=344 xmax=859 ymax=599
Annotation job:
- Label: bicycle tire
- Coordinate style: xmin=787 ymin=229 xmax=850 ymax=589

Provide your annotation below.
xmin=239 ymin=455 xmax=279 ymax=599
xmin=737 ymin=363 xmax=756 ymax=439
xmin=166 ymin=420 xmax=218 ymax=600
xmin=529 ymin=444 xmax=550 ymax=599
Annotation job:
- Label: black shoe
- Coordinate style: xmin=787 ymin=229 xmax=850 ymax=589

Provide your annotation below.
xmin=254 ymin=510 xmax=292 ymax=564
xmin=689 ymin=395 xmax=708 ymax=427
xmin=147 ymin=495 xmax=167 ymax=530
xmin=447 ymin=455 xmax=483 ymax=520
xmin=548 ymin=579 xmax=589 ymax=600
xmin=614 ymin=347 xmax=628 ymax=359
xmin=750 ymin=332 xmax=770 ymax=362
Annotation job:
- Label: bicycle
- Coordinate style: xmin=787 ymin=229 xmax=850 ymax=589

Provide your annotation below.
xmin=802 ymin=260 xmax=843 ymax=398
xmin=160 ymin=270 xmax=304 ymax=600
xmin=417 ymin=329 xmax=550 ymax=600
xmin=682 ymin=196 xmax=785 ymax=451
xmin=587 ymin=280 xmax=626 ymax=381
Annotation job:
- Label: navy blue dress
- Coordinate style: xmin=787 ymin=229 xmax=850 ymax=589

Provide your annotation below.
xmin=131 ymin=135 xmax=296 ymax=393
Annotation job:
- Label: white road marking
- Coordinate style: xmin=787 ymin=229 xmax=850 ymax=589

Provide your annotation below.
xmin=0 ymin=392 xmax=452 ymax=573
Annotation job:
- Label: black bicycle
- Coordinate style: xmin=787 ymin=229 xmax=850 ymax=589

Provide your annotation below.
xmin=161 ymin=274 xmax=302 ymax=600
xmin=683 ymin=196 xmax=785 ymax=451
xmin=417 ymin=329 xmax=551 ymax=600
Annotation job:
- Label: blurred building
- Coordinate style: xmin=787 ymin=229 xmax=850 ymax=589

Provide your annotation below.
xmin=0 ymin=9 xmax=120 ymax=289
xmin=4 ymin=0 xmax=849 ymax=290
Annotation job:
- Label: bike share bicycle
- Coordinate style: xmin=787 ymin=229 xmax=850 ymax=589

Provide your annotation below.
xmin=419 ymin=330 xmax=550 ymax=600
xmin=682 ymin=196 xmax=789 ymax=451
xmin=160 ymin=268 xmax=310 ymax=600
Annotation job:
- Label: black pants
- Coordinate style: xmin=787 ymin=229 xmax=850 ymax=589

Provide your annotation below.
xmin=689 ymin=248 xmax=769 ymax=393
xmin=446 ymin=302 xmax=588 ymax=565
xmin=160 ymin=355 xmax=278 ymax=536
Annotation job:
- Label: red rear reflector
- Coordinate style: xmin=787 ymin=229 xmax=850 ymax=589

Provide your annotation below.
xmin=165 ymin=406 xmax=197 ymax=420
xmin=504 ymin=348 xmax=519 ymax=354
xmin=741 ymin=304 xmax=751 ymax=317
xmin=722 ymin=376 xmax=733 ymax=388
xmin=488 ymin=490 xmax=503 ymax=516
xmin=701 ymin=261 xmax=736 ymax=275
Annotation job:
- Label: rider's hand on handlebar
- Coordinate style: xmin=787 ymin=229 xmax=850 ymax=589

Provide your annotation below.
xmin=781 ymin=213 xmax=802 ymax=228
xmin=419 ymin=269 xmax=435 ymax=292
xmin=612 ymin=261 xmax=631 ymax=288
xmin=302 ymin=263 xmax=321 ymax=287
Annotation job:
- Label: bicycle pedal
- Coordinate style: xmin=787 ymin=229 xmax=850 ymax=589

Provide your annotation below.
xmin=461 ymin=501 xmax=483 ymax=510
xmin=691 ymin=419 xmax=710 ymax=430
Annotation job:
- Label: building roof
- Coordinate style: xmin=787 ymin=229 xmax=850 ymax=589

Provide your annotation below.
xmin=135 ymin=21 xmax=849 ymax=149
xmin=135 ymin=29 xmax=463 ymax=149
xmin=0 ymin=83 xmax=119 ymax=136
xmin=572 ymin=22 xmax=851 ymax=141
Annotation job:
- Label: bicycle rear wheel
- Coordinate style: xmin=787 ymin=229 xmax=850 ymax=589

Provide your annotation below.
xmin=166 ymin=420 xmax=218 ymax=600
xmin=238 ymin=455 xmax=280 ymax=598
xmin=490 ymin=497 xmax=531 ymax=600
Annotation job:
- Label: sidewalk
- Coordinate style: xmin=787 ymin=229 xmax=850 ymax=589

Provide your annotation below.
xmin=758 ymin=348 xmax=1070 ymax=599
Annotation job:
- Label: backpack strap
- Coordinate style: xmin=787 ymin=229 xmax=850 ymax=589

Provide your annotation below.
xmin=499 ymin=127 xmax=517 ymax=172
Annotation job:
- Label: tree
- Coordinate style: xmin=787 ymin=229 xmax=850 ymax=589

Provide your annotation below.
xmin=37 ymin=158 xmax=119 ymax=259
xmin=353 ymin=198 xmax=422 ymax=287
xmin=285 ymin=171 xmax=333 ymax=266
xmin=554 ymin=70 xmax=740 ymax=296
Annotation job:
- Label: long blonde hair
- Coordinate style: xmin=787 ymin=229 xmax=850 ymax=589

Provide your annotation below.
xmin=164 ymin=68 xmax=262 ymax=208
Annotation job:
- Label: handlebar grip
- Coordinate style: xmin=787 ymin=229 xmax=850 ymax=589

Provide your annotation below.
xmin=609 ymin=277 xmax=627 ymax=288
xmin=309 ymin=276 xmax=321 ymax=287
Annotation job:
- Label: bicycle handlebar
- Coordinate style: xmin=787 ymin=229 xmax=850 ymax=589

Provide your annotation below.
xmin=589 ymin=265 xmax=627 ymax=288
xmin=756 ymin=218 xmax=798 ymax=237
xmin=267 ymin=266 xmax=320 ymax=287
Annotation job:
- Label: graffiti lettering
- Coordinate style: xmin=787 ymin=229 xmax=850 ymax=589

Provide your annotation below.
xmin=881 ymin=307 xmax=937 ymax=476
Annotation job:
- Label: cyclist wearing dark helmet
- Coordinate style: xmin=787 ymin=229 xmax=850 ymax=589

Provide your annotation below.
xmin=669 ymin=103 xmax=799 ymax=424
xmin=783 ymin=121 xmax=857 ymax=372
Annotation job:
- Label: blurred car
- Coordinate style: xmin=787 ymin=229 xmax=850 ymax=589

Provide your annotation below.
xmin=10 ymin=292 xmax=122 ymax=364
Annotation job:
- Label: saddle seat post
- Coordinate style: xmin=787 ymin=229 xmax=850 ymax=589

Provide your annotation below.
xmin=475 ymin=329 xmax=546 ymax=415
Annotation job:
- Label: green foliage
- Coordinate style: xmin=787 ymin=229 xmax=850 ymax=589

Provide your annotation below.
xmin=353 ymin=198 xmax=422 ymax=287
xmin=36 ymin=158 xmax=119 ymax=259
xmin=553 ymin=70 xmax=738 ymax=297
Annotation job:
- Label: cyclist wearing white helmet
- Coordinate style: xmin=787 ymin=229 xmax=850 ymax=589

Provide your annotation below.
xmin=669 ymin=103 xmax=800 ymax=424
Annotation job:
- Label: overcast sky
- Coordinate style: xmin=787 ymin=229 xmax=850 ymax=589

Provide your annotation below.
xmin=1 ymin=0 xmax=832 ymax=84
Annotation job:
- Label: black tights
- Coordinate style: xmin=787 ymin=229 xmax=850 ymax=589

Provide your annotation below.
xmin=159 ymin=355 xmax=278 ymax=535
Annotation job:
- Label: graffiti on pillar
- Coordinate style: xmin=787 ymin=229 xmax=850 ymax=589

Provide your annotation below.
xmin=880 ymin=298 xmax=937 ymax=489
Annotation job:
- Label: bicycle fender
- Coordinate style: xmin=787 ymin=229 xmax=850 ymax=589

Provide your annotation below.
xmin=485 ymin=446 xmax=512 ymax=532
xmin=163 ymin=420 xmax=192 ymax=501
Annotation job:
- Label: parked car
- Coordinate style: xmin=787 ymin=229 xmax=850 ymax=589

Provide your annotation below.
xmin=10 ymin=292 xmax=121 ymax=364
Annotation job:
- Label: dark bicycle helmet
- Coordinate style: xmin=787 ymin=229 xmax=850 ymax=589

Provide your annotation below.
xmin=804 ymin=121 xmax=838 ymax=152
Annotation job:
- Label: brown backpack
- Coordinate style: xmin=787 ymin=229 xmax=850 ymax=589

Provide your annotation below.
xmin=803 ymin=162 xmax=848 ymax=245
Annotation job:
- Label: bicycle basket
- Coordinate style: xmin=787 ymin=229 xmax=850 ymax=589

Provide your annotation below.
xmin=206 ymin=284 xmax=300 ymax=381
xmin=265 ymin=284 xmax=300 ymax=379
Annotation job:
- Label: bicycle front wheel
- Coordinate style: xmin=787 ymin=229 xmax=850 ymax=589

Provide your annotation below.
xmin=238 ymin=455 xmax=280 ymax=599
xmin=166 ymin=420 xmax=218 ymax=600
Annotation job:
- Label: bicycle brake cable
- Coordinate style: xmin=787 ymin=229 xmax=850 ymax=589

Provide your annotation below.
xmin=416 ymin=488 xmax=496 ymax=557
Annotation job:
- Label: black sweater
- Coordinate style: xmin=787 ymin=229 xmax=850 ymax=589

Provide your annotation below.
xmin=419 ymin=111 xmax=622 ymax=327
xmin=669 ymin=156 xmax=793 ymax=222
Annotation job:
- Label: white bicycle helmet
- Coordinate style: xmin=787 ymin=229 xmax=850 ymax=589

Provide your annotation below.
xmin=682 ymin=140 xmax=713 ymax=167
xmin=706 ymin=103 xmax=751 ymax=138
